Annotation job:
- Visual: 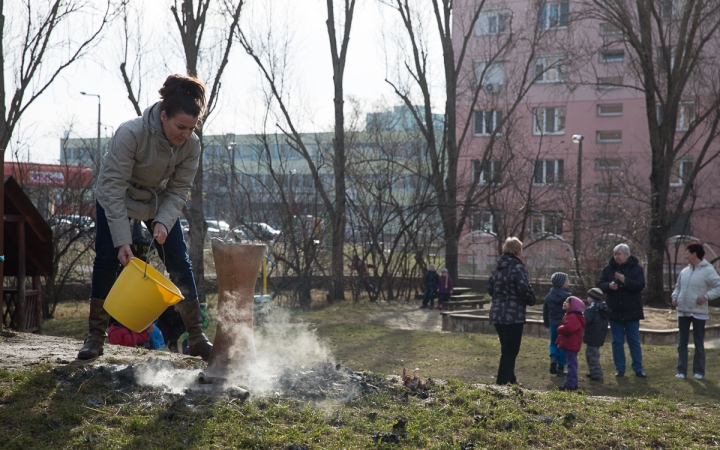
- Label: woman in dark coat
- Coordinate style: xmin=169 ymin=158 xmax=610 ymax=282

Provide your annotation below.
xmin=487 ymin=237 xmax=537 ymax=385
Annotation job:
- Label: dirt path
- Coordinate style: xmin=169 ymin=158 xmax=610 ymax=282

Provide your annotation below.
xmin=0 ymin=331 xmax=190 ymax=371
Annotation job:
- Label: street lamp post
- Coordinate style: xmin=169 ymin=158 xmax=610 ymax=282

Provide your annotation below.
xmin=227 ymin=142 xmax=236 ymax=196
xmin=80 ymin=92 xmax=101 ymax=168
xmin=572 ymin=134 xmax=584 ymax=285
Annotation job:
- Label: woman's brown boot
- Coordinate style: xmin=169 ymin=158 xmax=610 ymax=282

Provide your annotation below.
xmin=77 ymin=298 xmax=109 ymax=360
xmin=178 ymin=299 xmax=213 ymax=361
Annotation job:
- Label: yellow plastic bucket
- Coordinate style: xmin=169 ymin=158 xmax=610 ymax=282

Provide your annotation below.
xmin=103 ymin=259 xmax=184 ymax=333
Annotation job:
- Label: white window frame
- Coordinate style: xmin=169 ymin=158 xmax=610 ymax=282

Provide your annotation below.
xmin=471 ymin=211 xmax=498 ymax=234
xmin=600 ymin=49 xmax=625 ymax=63
xmin=474 ymin=60 xmax=505 ymax=86
xmin=661 ymin=0 xmax=687 ymax=21
xmin=597 ymin=76 xmax=623 ymax=89
xmin=533 ymin=107 xmax=566 ymax=135
xmin=539 ymin=1 xmax=569 ymax=30
xmin=473 ymin=110 xmax=503 ymax=136
xmin=473 ymin=159 xmax=502 ymax=186
xmin=533 ymin=159 xmax=564 ymax=185
xmin=657 ymin=102 xmax=695 ymax=131
xmin=595 ymin=158 xmax=622 ymax=170
xmin=670 ymin=159 xmax=693 ymax=187
xmin=476 ymin=10 xmax=509 ymax=36
xmin=531 ymin=212 xmax=563 ymax=236
xmin=535 ymin=55 xmax=567 ymax=83
xmin=597 ymin=103 xmax=623 ymax=116
xmin=596 ymin=130 xmax=622 ymax=143
xmin=599 ymin=22 xmax=621 ymax=35
xmin=595 ymin=183 xmax=621 ymax=196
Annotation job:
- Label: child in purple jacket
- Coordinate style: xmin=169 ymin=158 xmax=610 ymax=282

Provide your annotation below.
xmin=437 ymin=268 xmax=454 ymax=309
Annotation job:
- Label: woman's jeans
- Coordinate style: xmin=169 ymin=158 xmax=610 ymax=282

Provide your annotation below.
xmin=549 ymin=325 xmax=567 ymax=367
xmin=91 ymin=201 xmax=198 ymax=304
xmin=494 ymin=323 xmax=524 ymax=385
xmin=609 ymin=319 xmax=643 ymax=374
xmin=677 ymin=316 xmax=705 ymax=376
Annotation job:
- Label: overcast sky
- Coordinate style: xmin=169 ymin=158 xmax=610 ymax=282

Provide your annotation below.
xmin=9 ymin=0 xmax=444 ymax=165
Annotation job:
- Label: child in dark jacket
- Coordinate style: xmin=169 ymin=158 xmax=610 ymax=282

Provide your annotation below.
xmin=557 ymin=296 xmax=586 ymax=391
xmin=421 ymin=264 xmax=440 ymax=309
xmin=543 ymin=272 xmax=572 ymax=376
xmin=437 ymin=268 xmax=454 ymax=309
xmin=583 ymin=288 xmax=610 ymax=381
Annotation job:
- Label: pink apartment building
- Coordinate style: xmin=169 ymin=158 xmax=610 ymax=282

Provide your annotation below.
xmin=454 ymin=0 xmax=720 ymax=282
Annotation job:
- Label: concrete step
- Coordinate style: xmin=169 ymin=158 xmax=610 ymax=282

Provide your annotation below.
xmin=452 ymin=287 xmax=472 ymax=295
xmin=443 ymin=298 xmax=491 ymax=310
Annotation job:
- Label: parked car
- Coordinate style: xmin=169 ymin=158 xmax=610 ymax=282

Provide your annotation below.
xmin=48 ymin=214 xmax=95 ymax=237
xmin=206 ymin=219 xmax=230 ymax=238
xmin=232 ymin=222 xmax=281 ymax=242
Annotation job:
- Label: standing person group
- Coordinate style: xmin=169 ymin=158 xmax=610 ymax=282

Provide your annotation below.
xmin=77 ymin=74 xmax=213 ymax=361
xmin=487 ymin=237 xmax=537 ymax=385
xmin=671 ymin=243 xmax=720 ymax=379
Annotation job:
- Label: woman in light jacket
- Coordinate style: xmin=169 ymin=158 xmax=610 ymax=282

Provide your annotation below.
xmin=671 ymin=243 xmax=720 ymax=379
xmin=78 ymin=74 xmax=212 ymax=361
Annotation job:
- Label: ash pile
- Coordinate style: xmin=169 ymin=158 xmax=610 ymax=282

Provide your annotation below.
xmin=51 ymin=359 xmax=396 ymax=404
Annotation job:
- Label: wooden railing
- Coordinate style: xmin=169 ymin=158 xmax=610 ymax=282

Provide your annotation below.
xmin=2 ymin=289 xmax=41 ymax=333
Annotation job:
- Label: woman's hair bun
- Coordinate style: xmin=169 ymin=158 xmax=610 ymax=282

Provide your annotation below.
xmin=159 ymin=74 xmax=207 ymax=119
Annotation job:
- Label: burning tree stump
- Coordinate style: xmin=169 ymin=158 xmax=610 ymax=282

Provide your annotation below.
xmin=206 ymin=241 xmax=266 ymax=378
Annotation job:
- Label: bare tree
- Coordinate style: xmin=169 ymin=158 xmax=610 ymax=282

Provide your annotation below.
xmin=237 ymin=0 xmax=357 ymax=303
xmin=168 ymin=0 xmax=245 ymax=302
xmin=580 ymin=0 xmax=720 ymax=305
xmin=0 ymin=0 xmax=111 ymax=305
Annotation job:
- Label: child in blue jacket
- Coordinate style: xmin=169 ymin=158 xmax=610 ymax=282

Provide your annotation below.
xmin=543 ymin=272 xmax=572 ymax=376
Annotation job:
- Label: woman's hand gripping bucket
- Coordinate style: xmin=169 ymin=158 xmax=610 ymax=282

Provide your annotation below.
xmin=104 ymin=240 xmax=184 ymax=333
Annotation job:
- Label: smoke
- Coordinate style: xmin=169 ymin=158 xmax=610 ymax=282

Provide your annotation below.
xmin=219 ymin=301 xmax=335 ymax=396
xmin=133 ymin=359 xmax=202 ymax=394
xmin=131 ymin=303 xmax=334 ymax=398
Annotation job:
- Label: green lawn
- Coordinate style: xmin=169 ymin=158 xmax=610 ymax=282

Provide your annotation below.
xmin=16 ymin=298 xmax=719 ymax=449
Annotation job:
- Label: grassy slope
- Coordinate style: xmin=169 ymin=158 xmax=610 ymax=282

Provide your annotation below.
xmin=19 ymin=299 xmax=720 ymax=449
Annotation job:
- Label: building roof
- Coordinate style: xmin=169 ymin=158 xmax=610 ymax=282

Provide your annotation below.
xmin=3 ymin=176 xmax=53 ymax=277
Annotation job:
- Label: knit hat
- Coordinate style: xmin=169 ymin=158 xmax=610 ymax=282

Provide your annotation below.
xmin=587 ymin=288 xmax=604 ymax=302
xmin=551 ymin=272 xmax=568 ymax=288
xmin=441 ymin=268 xmax=448 ymax=274
xmin=566 ymin=296 xmax=585 ymax=313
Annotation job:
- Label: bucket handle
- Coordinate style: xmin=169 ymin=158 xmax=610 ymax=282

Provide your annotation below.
xmin=142 ymin=239 xmax=166 ymax=280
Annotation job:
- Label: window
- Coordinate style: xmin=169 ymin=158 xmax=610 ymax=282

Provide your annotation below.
xmin=539 ymin=2 xmax=569 ymax=30
xmin=595 ymin=158 xmax=622 ymax=170
xmin=534 ymin=55 xmax=567 ymax=83
xmin=599 ymin=22 xmax=621 ymax=35
xmin=600 ymin=50 xmax=624 ymax=63
xmin=670 ymin=159 xmax=693 ymax=186
xmin=533 ymin=159 xmax=564 ymax=185
xmin=474 ymin=60 xmax=505 ymax=86
xmin=473 ymin=160 xmax=502 ymax=185
xmin=471 ymin=211 xmax=498 ymax=234
xmin=657 ymin=45 xmax=681 ymax=70
xmin=597 ymin=76 xmax=623 ymax=89
xmin=476 ymin=10 xmax=508 ymax=35
xmin=473 ymin=110 xmax=503 ymax=135
xmin=597 ymin=103 xmax=623 ymax=116
xmin=657 ymin=102 xmax=695 ymax=131
xmin=661 ymin=0 xmax=686 ymax=20
xmin=594 ymin=211 xmax=620 ymax=224
xmin=597 ymin=130 xmax=622 ymax=143
xmin=532 ymin=212 xmax=563 ymax=236
xmin=533 ymin=107 xmax=566 ymax=135
xmin=595 ymin=183 xmax=621 ymax=196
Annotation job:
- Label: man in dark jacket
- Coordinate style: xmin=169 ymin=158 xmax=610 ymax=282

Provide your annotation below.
xmin=421 ymin=264 xmax=440 ymax=309
xmin=583 ymin=287 xmax=610 ymax=381
xmin=598 ymin=244 xmax=647 ymax=378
